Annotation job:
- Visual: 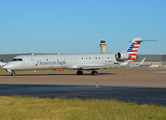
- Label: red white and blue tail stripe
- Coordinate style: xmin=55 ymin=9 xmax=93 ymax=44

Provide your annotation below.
xmin=126 ymin=38 xmax=142 ymax=62
xmin=126 ymin=38 xmax=159 ymax=62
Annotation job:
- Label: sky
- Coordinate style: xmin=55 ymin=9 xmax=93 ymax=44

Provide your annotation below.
xmin=0 ymin=0 xmax=165 ymax=54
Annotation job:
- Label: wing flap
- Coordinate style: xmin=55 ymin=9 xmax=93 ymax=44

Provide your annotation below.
xmin=83 ymin=64 xmax=122 ymax=69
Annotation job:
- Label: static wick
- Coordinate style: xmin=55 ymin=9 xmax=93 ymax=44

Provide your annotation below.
xmin=96 ymin=82 xmax=99 ymax=88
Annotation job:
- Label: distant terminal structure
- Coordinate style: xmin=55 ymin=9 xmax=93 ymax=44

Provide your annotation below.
xmin=131 ymin=54 xmax=166 ymax=67
xmin=99 ymin=39 xmax=107 ymax=53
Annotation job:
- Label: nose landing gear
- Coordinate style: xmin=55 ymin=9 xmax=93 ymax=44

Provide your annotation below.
xmin=11 ymin=70 xmax=16 ymax=76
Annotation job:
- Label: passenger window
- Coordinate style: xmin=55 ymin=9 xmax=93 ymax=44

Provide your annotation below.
xmin=108 ymin=57 xmax=109 ymax=59
xmin=99 ymin=57 xmax=100 ymax=59
xmin=95 ymin=57 xmax=97 ymax=59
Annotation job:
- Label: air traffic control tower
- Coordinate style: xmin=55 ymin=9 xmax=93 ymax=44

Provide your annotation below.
xmin=99 ymin=39 xmax=107 ymax=53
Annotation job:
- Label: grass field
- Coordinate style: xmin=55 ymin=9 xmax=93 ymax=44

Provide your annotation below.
xmin=0 ymin=96 xmax=166 ymax=120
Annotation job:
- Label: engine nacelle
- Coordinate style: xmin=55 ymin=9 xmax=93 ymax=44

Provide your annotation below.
xmin=116 ymin=51 xmax=131 ymax=61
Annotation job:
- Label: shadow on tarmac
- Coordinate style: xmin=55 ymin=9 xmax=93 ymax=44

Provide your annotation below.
xmin=0 ymin=84 xmax=166 ymax=106
xmin=0 ymin=73 xmax=117 ymax=76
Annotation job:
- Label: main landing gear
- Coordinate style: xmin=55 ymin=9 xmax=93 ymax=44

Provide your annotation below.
xmin=11 ymin=70 xmax=16 ymax=76
xmin=77 ymin=70 xmax=83 ymax=75
xmin=76 ymin=70 xmax=98 ymax=76
xmin=91 ymin=70 xmax=98 ymax=76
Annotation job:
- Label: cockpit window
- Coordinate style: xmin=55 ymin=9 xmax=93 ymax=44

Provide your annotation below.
xmin=11 ymin=58 xmax=23 ymax=61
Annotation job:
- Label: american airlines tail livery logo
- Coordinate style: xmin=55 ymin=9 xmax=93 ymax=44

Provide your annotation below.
xmin=35 ymin=61 xmax=40 ymax=66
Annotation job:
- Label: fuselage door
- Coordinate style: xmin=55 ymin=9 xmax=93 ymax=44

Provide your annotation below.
xmin=24 ymin=56 xmax=32 ymax=67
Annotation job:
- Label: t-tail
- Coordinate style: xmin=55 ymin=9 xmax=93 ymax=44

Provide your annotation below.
xmin=126 ymin=38 xmax=159 ymax=62
xmin=116 ymin=38 xmax=159 ymax=62
xmin=126 ymin=38 xmax=142 ymax=62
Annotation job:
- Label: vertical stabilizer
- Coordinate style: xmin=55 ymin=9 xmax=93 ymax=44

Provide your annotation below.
xmin=126 ymin=38 xmax=143 ymax=62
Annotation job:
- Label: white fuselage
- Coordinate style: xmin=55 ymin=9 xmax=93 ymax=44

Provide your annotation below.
xmin=3 ymin=53 xmax=118 ymax=71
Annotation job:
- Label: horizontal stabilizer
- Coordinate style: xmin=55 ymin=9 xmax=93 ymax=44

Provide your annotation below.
xmin=129 ymin=38 xmax=160 ymax=43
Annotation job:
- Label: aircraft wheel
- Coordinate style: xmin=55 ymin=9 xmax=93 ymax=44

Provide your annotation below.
xmin=91 ymin=71 xmax=98 ymax=76
xmin=11 ymin=71 xmax=15 ymax=76
xmin=94 ymin=71 xmax=98 ymax=76
xmin=77 ymin=71 xmax=83 ymax=75
xmin=11 ymin=73 xmax=15 ymax=76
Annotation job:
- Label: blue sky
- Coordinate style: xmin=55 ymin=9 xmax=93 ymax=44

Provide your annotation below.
xmin=0 ymin=0 xmax=165 ymax=54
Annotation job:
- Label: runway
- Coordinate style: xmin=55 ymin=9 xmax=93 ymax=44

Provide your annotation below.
xmin=0 ymin=68 xmax=166 ymax=105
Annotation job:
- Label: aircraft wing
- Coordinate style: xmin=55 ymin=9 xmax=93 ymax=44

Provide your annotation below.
xmin=129 ymin=57 xmax=146 ymax=67
xmin=83 ymin=64 xmax=123 ymax=69
xmin=83 ymin=57 xmax=147 ymax=69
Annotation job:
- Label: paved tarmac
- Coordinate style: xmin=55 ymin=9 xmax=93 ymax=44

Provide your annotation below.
xmin=0 ymin=68 xmax=166 ymax=105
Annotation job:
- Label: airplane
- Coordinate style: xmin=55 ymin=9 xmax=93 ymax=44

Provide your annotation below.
xmin=0 ymin=59 xmax=7 ymax=67
xmin=3 ymin=38 xmax=158 ymax=76
xmin=129 ymin=57 xmax=152 ymax=67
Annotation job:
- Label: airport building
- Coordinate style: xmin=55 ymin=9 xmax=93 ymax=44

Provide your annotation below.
xmin=99 ymin=39 xmax=107 ymax=53
xmin=131 ymin=54 xmax=166 ymax=67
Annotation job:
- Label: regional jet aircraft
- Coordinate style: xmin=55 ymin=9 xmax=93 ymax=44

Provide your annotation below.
xmin=0 ymin=59 xmax=7 ymax=66
xmin=3 ymin=38 xmax=158 ymax=76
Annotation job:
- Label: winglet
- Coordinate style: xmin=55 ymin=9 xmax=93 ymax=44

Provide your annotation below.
xmin=138 ymin=57 xmax=146 ymax=65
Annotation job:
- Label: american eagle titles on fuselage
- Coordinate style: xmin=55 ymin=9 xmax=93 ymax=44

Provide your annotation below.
xmin=3 ymin=38 xmax=158 ymax=76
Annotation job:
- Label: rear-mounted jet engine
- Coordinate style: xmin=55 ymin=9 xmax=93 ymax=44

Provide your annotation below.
xmin=116 ymin=51 xmax=131 ymax=61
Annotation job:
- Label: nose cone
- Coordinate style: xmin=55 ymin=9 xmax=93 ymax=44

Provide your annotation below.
xmin=3 ymin=64 xmax=9 ymax=69
xmin=3 ymin=64 xmax=13 ymax=70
